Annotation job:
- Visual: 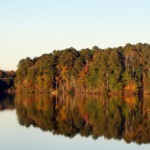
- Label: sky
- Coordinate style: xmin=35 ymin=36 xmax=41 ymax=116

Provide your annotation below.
xmin=0 ymin=0 xmax=150 ymax=70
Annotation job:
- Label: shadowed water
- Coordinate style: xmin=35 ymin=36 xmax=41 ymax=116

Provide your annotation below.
xmin=0 ymin=93 xmax=150 ymax=150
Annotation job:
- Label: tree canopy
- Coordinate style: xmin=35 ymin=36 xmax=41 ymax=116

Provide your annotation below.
xmin=14 ymin=43 xmax=150 ymax=95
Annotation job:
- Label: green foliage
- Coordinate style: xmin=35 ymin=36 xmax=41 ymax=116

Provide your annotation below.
xmin=15 ymin=43 xmax=150 ymax=94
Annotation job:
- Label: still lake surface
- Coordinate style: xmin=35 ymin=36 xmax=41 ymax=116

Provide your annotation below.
xmin=0 ymin=93 xmax=150 ymax=150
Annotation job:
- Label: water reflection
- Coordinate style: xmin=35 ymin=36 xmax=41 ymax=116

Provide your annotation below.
xmin=0 ymin=93 xmax=15 ymax=110
xmin=14 ymin=94 xmax=150 ymax=144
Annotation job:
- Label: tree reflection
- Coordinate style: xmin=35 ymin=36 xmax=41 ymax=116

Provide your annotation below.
xmin=15 ymin=94 xmax=150 ymax=144
xmin=0 ymin=93 xmax=15 ymax=110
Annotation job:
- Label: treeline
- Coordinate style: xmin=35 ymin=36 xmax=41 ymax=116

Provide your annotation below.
xmin=15 ymin=43 xmax=150 ymax=94
xmin=0 ymin=70 xmax=16 ymax=93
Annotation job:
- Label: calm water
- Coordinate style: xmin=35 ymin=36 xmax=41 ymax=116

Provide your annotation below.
xmin=0 ymin=93 xmax=150 ymax=150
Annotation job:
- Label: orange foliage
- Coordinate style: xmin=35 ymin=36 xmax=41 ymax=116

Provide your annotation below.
xmin=23 ymin=79 xmax=30 ymax=87
xmin=57 ymin=65 xmax=68 ymax=80
xmin=78 ymin=64 xmax=89 ymax=87
xmin=124 ymin=96 xmax=137 ymax=108
xmin=124 ymin=81 xmax=137 ymax=93
xmin=56 ymin=106 xmax=67 ymax=121
xmin=124 ymin=131 xmax=136 ymax=140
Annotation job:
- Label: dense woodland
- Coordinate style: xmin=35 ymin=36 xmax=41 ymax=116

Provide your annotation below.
xmin=15 ymin=43 xmax=150 ymax=95
xmin=0 ymin=70 xmax=16 ymax=93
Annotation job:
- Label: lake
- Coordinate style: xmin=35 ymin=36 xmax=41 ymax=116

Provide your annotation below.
xmin=0 ymin=93 xmax=150 ymax=150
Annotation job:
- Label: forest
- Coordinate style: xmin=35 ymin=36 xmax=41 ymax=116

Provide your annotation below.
xmin=14 ymin=43 xmax=150 ymax=95
xmin=0 ymin=70 xmax=16 ymax=93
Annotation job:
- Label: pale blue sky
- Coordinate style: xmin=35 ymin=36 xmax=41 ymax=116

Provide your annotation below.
xmin=0 ymin=0 xmax=150 ymax=70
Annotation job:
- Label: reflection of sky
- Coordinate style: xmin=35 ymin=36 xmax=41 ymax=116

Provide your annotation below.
xmin=0 ymin=110 xmax=149 ymax=150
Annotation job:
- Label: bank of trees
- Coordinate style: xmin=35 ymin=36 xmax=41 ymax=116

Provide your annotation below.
xmin=15 ymin=43 xmax=150 ymax=94
xmin=0 ymin=70 xmax=16 ymax=93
